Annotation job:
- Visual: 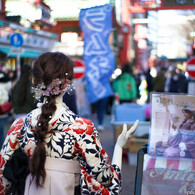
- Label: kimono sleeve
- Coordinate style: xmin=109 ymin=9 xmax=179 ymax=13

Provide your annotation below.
xmin=168 ymin=132 xmax=181 ymax=147
xmin=72 ymin=118 xmax=122 ymax=195
xmin=0 ymin=117 xmax=23 ymax=195
xmin=186 ymin=141 xmax=195 ymax=158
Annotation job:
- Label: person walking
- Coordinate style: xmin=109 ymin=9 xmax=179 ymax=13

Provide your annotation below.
xmin=153 ymin=67 xmax=167 ymax=92
xmin=94 ymin=96 xmax=110 ymax=131
xmin=0 ymin=71 xmax=12 ymax=148
xmin=113 ymin=62 xmax=137 ymax=104
xmin=0 ymin=52 xmax=139 ymax=195
xmin=10 ymin=64 xmax=37 ymax=119
xmin=145 ymin=68 xmax=153 ymax=103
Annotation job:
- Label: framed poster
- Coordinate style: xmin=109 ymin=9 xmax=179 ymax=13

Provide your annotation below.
xmin=148 ymin=93 xmax=195 ymax=159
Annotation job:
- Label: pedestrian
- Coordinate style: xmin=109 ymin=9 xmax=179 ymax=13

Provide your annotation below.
xmin=153 ymin=67 xmax=167 ymax=92
xmin=144 ymin=68 xmax=153 ymax=103
xmin=0 ymin=52 xmax=139 ymax=195
xmin=10 ymin=64 xmax=37 ymax=119
xmin=94 ymin=96 xmax=110 ymax=131
xmin=0 ymin=71 xmax=12 ymax=148
xmin=168 ymin=68 xmax=179 ymax=93
xmin=63 ymin=90 xmax=78 ymax=114
xmin=177 ymin=68 xmax=188 ymax=93
xmin=113 ymin=62 xmax=137 ymax=103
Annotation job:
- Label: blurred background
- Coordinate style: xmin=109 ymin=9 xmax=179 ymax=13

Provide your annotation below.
xmin=0 ymin=0 xmax=194 ymax=115
xmin=1 ymin=1 xmax=195 ymax=194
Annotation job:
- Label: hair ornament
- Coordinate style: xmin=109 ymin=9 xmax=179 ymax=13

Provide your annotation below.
xmin=32 ymin=83 xmax=46 ymax=101
xmin=66 ymin=83 xmax=75 ymax=95
xmin=32 ymin=78 xmax=75 ymax=101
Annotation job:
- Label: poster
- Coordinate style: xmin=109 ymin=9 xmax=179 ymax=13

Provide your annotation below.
xmin=148 ymin=93 xmax=195 ymax=159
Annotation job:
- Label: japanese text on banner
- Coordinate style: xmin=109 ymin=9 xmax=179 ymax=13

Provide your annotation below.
xmin=79 ymin=4 xmax=115 ymax=103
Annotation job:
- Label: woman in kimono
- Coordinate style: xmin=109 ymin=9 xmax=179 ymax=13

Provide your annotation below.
xmin=0 ymin=52 xmax=138 ymax=195
xmin=163 ymin=108 xmax=195 ymax=158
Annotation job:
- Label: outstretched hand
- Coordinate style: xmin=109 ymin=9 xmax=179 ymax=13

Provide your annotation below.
xmin=116 ymin=120 xmax=139 ymax=148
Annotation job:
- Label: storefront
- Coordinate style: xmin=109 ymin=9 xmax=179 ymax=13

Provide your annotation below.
xmin=0 ymin=19 xmax=57 ymax=76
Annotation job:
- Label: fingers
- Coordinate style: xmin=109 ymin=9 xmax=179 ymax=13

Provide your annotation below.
xmin=134 ymin=120 xmax=139 ymax=130
xmin=122 ymin=123 xmax=127 ymax=136
xmin=127 ymin=120 xmax=139 ymax=138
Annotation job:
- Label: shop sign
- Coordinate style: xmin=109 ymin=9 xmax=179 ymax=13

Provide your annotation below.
xmin=10 ymin=47 xmax=24 ymax=54
xmin=79 ymin=4 xmax=115 ymax=103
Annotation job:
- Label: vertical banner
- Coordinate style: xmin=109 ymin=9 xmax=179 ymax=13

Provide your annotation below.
xmin=79 ymin=4 xmax=115 ymax=103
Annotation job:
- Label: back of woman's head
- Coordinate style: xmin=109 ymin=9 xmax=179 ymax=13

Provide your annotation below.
xmin=33 ymin=52 xmax=74 ymax=87
xmin=30 ymin=52 xmax=74 ymax=187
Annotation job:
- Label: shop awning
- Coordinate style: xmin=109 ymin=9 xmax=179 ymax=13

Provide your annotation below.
xmin=0 ymin=46 xmax=45 ymax=58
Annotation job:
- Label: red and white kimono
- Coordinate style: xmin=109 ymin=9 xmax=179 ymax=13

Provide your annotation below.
xmin=0 ymin=104 xmax=121 ymax=195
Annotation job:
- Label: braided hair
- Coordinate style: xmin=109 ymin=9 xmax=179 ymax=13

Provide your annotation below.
xmin=29 ymin=52 xmax=74 ymax=186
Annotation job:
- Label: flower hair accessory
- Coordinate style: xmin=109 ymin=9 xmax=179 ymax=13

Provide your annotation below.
xmin=32 ymin=78 xmax=75 ymax=101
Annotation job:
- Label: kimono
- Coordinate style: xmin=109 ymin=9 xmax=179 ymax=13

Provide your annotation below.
xmin=164 ymin=119 xmax=195 ymax=158
xmin=0 ymin=103 xmax=121 ymax=195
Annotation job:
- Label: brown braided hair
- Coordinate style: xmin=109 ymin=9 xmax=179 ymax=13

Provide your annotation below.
xmin=29 ymin=52 xmax=74 ymax=186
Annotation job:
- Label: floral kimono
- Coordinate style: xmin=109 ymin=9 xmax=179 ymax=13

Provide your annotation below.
xmin=0 ymin=104 xmax=121 ymax=195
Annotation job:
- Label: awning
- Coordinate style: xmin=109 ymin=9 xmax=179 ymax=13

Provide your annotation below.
xmin=0 ymin=46 xmax=44 ymax=58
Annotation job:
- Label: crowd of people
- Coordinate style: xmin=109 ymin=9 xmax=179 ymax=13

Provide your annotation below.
xmin=91 ymin=60 xmax=190 ymax=130
xmin=0 ymin=59 xmax=190 ymax=136
xmin=118 ymin=62 xmax=189 ymax=103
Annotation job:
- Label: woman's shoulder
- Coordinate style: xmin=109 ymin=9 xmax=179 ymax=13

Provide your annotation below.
xmin=73 ymin=116 xmax=94 ymax=129
xmin=7 ymin=115 xmax=27 ymax=136
xmin=66 ymin=116 xmax=96 ymax=136
xmin=80 ymin=117 xmax=94 ymax=125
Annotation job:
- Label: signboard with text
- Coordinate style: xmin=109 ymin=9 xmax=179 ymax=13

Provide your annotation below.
xmin=141 ymin=154 xmax=195 ymax=195
xmin=130 ymin=0 xmax=195 ymax=10
xmin=79 ymin=4 xmax=115 ymax=103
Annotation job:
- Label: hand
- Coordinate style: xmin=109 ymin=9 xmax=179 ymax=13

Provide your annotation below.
xmin=116 ymin=120 xmax=139 ymax=148
xmin=179 ymin=142 xmax=187 ymax=151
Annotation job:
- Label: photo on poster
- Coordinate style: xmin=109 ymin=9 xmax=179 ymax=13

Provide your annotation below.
xmin=148 ymin=93 xmax=195 ymax=159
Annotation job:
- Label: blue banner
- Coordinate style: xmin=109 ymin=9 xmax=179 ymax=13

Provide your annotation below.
xmin=79 ymin=4 xmax=115 ymax=104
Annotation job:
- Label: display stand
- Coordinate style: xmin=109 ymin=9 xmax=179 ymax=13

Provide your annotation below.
xmin=134 ymin=93 xmax=195 ymax=195
xmin=134 ymin=144 xmax=148 ymax=195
